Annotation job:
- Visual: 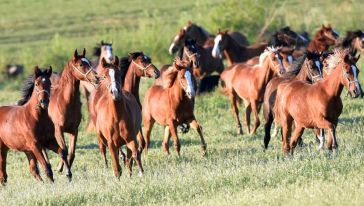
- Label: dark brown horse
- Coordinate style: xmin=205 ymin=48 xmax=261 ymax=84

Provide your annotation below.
xmin=268 ymin=26 xmax=309 ymax=48
xmin=220 ymin=47 xmax=286 ymax=135
xmin=263 ymin=51 xmax=323 ymax=149
xmin=1 ymin=67 xmax=71 ymax=184
xmin=90 ymin=57 xmax=144 ymax=178
xmin=212 ymin=30 xmax=268 ymax=66
xmin=49 ymin=49 xmax=99 ymax=172
xmin=143 ymin=57 xmax=206 ymax=156
xmin=274 ymin=49 xmax=361 ymax=154
xmin=168 ymin=29 xmax=224 ymax=78
xmin=342 ymin=30 xmax=364 ymax=53
xmin=168 ymin=21 xmax=249 ymax=53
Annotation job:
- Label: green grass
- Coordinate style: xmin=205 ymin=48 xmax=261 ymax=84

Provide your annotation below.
xmin=1 ymin=0 xmax=364 ymax=205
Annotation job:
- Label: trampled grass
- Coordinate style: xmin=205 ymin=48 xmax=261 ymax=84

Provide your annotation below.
xmin=1 ymin=0 xmax=364 ymax=205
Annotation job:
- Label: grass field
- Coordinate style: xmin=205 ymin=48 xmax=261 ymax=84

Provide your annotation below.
xmin=1 ymin=0 xmax=364 ymax=205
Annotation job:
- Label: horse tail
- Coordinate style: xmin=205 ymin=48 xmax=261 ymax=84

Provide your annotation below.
xmin=178 ymin=123 xmax=190 ymax=134
xmin=17 ymin=74 xmax=35 ymax=105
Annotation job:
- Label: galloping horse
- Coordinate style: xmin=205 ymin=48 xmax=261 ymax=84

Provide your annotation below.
xmin=306 ymin=24 xmax=340 ymax=52
xmin=274 ymin=49 xmax=361 ymax=154
xmin=49 ymin=49 xmax=99 ymax=172
xmin=263 ymin=51 xmax=323 ymax=149
xmin=212 ymin=30 xmax=268 ymax=66
xmin=90 ymin=57 xmax=144 ymax=178
xmin=2 ymin=67 xmax=71 ymax=184
xmin=220 ymin=47 xmax=286 ymax=135
xmin=342 ymin=30 xmax=364 ymax=53
xmin=168 ymin=21 xmax=249 ymax=54
xmin=143 ymin=57 xmax=207 ymax=156
xmin=168 ymin=29 xmax=224 ymax=78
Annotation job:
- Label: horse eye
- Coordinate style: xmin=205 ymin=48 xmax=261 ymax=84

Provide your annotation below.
xmin=80 ymin=62 xmax=83 ymax=67
xmin=35 ymin=83 xmax=38 ymax=86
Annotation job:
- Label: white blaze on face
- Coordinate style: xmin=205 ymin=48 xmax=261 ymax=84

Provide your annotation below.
xmin=287 ymin=55 xmax=293 ymax=64
xmin=109 ymin=69 xmax=119 ymax=99
xmin=212 ymin=34 xmax=222 ymax=58
xmin=351 ymin=65 xmax=361 ymax=93
xmin=105 ymin=46 xmax=113 ymax=62
xmin=184 ymin=70 xmax=195 ymax=98
xmin=297 ymin=34 xmax=308 ymax=42
xmin=315 ymin=60 xmax=323 ymax=78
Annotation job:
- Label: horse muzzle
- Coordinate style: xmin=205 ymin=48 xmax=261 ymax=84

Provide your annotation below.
xmin=39 ymin=99 xmax=49 ymax=109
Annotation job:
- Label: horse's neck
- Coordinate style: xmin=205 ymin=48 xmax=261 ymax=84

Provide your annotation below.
xmin=195 ymin=27 xmax=210 ymax=45
xmin=25 ymin=91 xmax=47 ymax=120
xmin=57 ymin=64 xmax=80 ymax=102
xmin=257 ymin=60 xmax=275 ymax=87
xmin=296 ymin=60 xmax=310 ymax=81
xmin=123 ymin=65 xmax=141 ymax=104
xmin=170 ymin=75 xmax=185 ymax=103
xmin=106 ymin=93 xmax=125 ymax=120
xmin=223 ymin=50 xmax=233 ymax=67
xmin=307 ymin=37 xmax=327 ymax=52
xmin=225 ymin=37 xmax=245 ymax=63
xmin=321 ymin=65 xmax=344 ymax=98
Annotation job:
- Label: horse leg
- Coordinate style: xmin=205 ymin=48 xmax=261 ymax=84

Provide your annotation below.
xmin=168 ymin=121 xmax=181 ymax=156
xmin=162 ymin=126 xmax=171 ymax=155
xmin=125 ymin=147 xmax=133 ymax=176
xmin=190 ymin=119 xmax=207 ymax=156
xmin=137 ymin=129 xmax=145 ymax=154
xmin=31 ymin=143 xmax=54 ymax=182
xmin=229 ymin=92 xmax=243 ymax=134
xmin=289 ymin=126 xmax=305 ymax=155
xmin=127 ymin=140 xmax=144 ymax=177
xmin=250 ymin=100 xmax=260 ymax=135
xmin=315 ymin=128 xmax=325 ymax=149
xmin=332 ymin=122 xmax=339 ymax=150
xmin=143 ymin=118 xmax=155 ymax=155
xmin=244 ymin=100 xmax=252 ymax=134
xmin=0 ymin=142 xmax=8 ymax=185
xmin=25 ymin=152 xmax=42 ymax=182
xmin=55 ymin=126 xmax=68 ymax=173
xmin=67 ymin=131 xmax=78 ymax=168
xmin=263 ymin=111 xmax=274 ymax=149
xmin=47 ymin=138 xmax=72 ymax=182
xmin=107 ymin=141 xmax=121 ymax=179
xmin=281 ymin=117 xmax=293 ymax=154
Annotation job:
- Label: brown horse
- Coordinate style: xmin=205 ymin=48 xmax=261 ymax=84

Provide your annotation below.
xmin=168 ymin=21 xmax=249 ymax=53
xmin=220 ymin=47 xmax=286 ymax=135
xmin=268 ymin=26 xmax=309 ymax=48
xmin=1 ymin=67 xmax=71 ymax=184
xmin=143 ymin=57 xmax=206 ymax=156
xmin=274 ymin=49 xmax=361 ymax=154
xmin=168 ymin=29 xmax=224 ymax=78
xmin=306 ymin=24 xmax=340 ymax=52
xmin=342 ymin=30 xmax=364 ymax=53
xmin=212 ymin=30 xmax=268 ymax=66
xmin=263 ymin=51 xmax=323 ymax=149
xmin=49 ymin=49 xmax=99 ymax=172
xmin=90 ymin=57 xmax=144 ymax=178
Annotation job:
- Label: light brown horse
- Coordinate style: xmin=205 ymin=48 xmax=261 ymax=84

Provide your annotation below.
xmin=143 ymin=57 xmax=206 ymax=156
xmin=263 ymin=51 xmax=323 ymax=149
xmin=212 ymin=30 xmax=268 ymax=66
xmin=220 ymin=47 xmax=286 ymax=135
xmin=168 ymin=29 xmax=224 ymax=78
xmin=1 ymin=67 xmax=71 ymax=184
xmin=168 ymin=21 xmax=249 ymax=53
xmin=49 ymin=49 xmax=99 ymax=172
xmin=90 ymin=57 xmax=144 ymax=178
xmin=306 ymin=24 xmax=340 ymax=52
xmin=274 ymin=49 xmax=361 ymax=155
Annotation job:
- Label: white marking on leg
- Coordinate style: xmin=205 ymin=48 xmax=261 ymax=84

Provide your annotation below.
xmin=318 ymin=129 xmax=325 ymax=149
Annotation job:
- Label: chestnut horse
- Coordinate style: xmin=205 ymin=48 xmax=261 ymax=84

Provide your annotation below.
xmin=1 ymin=67 xmax=71 ymax=184
xmin=143 ymin=58 xmax=206 ymax=156
xmin=49 ymin=49 xmax=99 ymax=172
xmin=168 ymin=21 xmax=249 ymax=54
xmin=168 ymin=29 xmax=224 ymax=78
xmin=306 ymin=24 xmax=340 ymax=52
xmin=274 ymin=49 xmax=361 ymax=154
xmin=220 ymin=47 xmax=286 ymax=135
xmin=342 ymin=30 xmax=364 ymax=53
xmin=263 ymin=51 xmax=323 ymax=149
xmin=90 ymin=57 xmax=144 ymax=178
xmin=212 ymin=30 xmax=268 ymax=66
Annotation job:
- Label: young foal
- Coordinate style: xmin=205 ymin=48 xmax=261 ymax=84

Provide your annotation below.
xmin=91 ymin=57 xmax=144 ymax=178
xmin=263 ymin=52 xmax=323 ymax=149
xmin=212 ymin=30 xmax=268 ymax=66
xmin=49 ymin=49 xmax=99 ymax=172
xmin=274 ymin=49 xmax=361 ymax=154
xmin=1 ymin=67 xmax=70 ymax=184
xmin=220 ymin=47 xmax=286 ymax=135
xmin=143 ymin=58 xmax=207 ymax=156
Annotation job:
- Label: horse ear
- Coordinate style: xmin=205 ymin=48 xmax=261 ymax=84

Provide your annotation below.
xmin=34 ymin=66 xmax=41 ymax=78
xmin=46 ymin=66 xmax=53 ymax=78
xmin=82 ymin=48 xmax=86 ymax=57
xmin=224 ymin=29 xmax=229 ymax=34
xmin=73 ymin=49 xmax=78 ymax=61
xmin=113 ymin=56 xmax=119 ymax=66
xmin=101 ymin=57 xmax=108 ymax=68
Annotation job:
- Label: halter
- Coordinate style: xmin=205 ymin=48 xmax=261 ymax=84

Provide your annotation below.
xmin=132 ymin=60 xmax=152 ymax=76
xmin=272 ymin=51 xmax=286 ymax=75
xmin=70 ymin=61 xmax=97 ymax=87
xmin=34 ymin=85 xmax=50 ymax=109
xmin=343 ymin=66 xmax=359 ymax=91
xmin=184 ymin=49 xmax=198 ymax=59
xmin=306 ymin=60 xmax=322 ymax=82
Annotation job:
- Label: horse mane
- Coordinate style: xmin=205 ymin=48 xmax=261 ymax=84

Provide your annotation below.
xmin=17 ymin=74 xmax=35 ymax=105
xmin=326 ymin=49 xmax=349 ymax=73
xmin=119 ymin=52 xmax=144 ymax=83
xmin=280 ymin=53 xmax=307 ymax=77
xmin=258 ymin=46 xmax=279 ymax=66
xmin=342 ymin=30 xmax=364 ymax=48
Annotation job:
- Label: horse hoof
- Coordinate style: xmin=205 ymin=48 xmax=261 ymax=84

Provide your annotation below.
xmin=138 ymin=171 xmax=144 ymax=177
xmin=66 ymin=173 xmax=72 ymax=182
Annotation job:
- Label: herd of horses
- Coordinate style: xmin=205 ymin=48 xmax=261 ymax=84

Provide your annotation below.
xmin=0 ymin=21 xmax=363 ymax=184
